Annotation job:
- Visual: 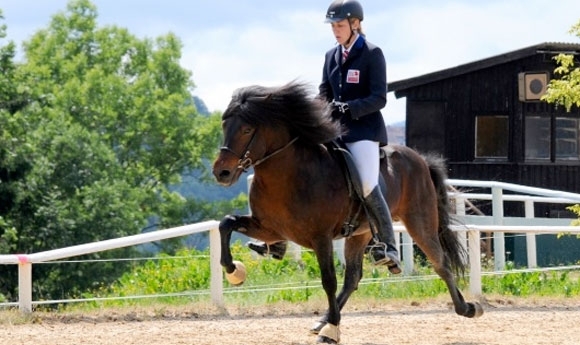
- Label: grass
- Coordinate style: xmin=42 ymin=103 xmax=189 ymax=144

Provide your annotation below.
xmin=1 ymin=240 xmax=579 ymax=324
xmin=67 ymin=242 xmax=580 ymax=308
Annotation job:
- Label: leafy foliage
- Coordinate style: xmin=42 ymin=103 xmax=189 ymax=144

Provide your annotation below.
xmin=482 ymin=263 xmax=580 ymax=297
xmin=0 ymin=0 xmax=241 ymax=302
xmin=568 ymin=204 xmax=580 ymax=226
xmin=543 ymin=20 xmax=580 ymax=111
xmin=543 ymin=19 xmax=580 ymax=236
xmin=77 ymin=245 xmax=580 ymax=310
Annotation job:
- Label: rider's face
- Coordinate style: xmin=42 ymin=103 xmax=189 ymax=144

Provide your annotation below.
xmin=330 ymin=19 xmax=358 ymax=46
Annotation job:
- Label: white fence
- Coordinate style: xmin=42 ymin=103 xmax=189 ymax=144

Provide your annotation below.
xmin=1 ymin=180 xmax=580 ymax=313
xmin=0 ymin=221 xmax=222 ymax=313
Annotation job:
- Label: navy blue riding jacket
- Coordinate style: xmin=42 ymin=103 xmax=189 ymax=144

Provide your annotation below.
xmin=318 ymin=35 xmax=389 ymax=146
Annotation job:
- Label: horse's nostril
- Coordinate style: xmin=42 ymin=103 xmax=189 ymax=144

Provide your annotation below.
xmin=219 ymin=170 xmax=231 ymax=179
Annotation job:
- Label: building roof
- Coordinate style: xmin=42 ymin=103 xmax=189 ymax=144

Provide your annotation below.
xmin=388 ymin=42 xmax=580 ymax=97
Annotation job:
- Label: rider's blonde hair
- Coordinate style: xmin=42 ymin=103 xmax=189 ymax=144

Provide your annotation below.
xmin=349 ymin=18 xmax=364 ymax=36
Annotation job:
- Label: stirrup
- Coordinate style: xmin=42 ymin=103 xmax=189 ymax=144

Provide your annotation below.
xmin=368 ymin=243 xmax=402 ymax=274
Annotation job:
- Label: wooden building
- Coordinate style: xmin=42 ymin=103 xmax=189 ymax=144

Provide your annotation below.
xmin=389 ymin=42 xmax=580 ymax=218
xmin=389 ymin=42 xmax=580 ymax=265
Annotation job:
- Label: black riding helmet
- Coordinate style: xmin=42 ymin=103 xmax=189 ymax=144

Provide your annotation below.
xmin=325 ymin=0 xmax=364 ymax=23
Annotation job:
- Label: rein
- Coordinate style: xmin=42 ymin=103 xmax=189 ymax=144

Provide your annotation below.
xmin=220 ymin=133 xmax=299 ymax=172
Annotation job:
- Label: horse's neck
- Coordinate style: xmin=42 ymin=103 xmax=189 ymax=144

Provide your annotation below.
xmin=252 ymin=160 xmax=299 ymax=195
xmin=252 ymin=145 xmax=336 ymax=196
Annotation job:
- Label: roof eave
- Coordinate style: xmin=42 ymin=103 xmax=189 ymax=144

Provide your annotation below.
xmin=388 ymin=42 xmax=580 ymax=98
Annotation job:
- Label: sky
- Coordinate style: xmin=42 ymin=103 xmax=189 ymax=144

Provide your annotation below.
xmin=2 ymin=0 xmax=580 ymax=124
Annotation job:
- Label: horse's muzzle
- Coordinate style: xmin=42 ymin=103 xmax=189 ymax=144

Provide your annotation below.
xmin=213 ymin=168 xmax=235 ymax=186
xmin=212 ymin=158 xmax=241 ymax=187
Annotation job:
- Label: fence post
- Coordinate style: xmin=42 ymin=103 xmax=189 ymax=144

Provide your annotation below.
xmin=468 ymin=229 xmax=482 ymax=296
xmin=524 ymin=200 xmax=537 ymax=268
xmin=401 ymin=231 xmax=414 ymax=275
xmin=18 ymin=262 xmax=33 ymax=313
xmin=492 ymin=186 xmax=505 ymax=271
xmin=333 ymin=239 xmax=345 ymax=267
xmin=454 ymin=196 xmax=468 ymax=264
xmin=289 ymin=242 xmax=302 ymax=262
xmin=209 ymin=227 xmax=224 ymax=307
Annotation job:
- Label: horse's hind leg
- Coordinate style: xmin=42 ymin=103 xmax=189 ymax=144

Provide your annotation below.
xmin=405 ymin=218 xmax=483 ymax=318
xmin=310 ymin=233 xmax=370 ymax=335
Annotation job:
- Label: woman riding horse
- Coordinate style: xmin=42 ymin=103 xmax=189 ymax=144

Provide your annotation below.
xmin=248 ymin=0 xmax=402 ymax=274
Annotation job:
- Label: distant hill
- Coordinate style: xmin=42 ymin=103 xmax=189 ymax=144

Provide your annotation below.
xmin=139 ymin=95 xmax=249 ymax=251
xmin=387 ymin=121 xmax=405 ymax=145
xmin=192 ymin=96 xmax=210 ymax=116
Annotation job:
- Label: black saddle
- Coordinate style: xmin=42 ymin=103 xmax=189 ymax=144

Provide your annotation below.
xmin=325 ymin=140 xmax=388 ymax=237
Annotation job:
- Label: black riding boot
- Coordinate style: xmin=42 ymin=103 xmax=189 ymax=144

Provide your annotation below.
xmin=365 ymin=186 xmax=402 ymax=274
xmin=247 ymin=240 xmax=287 ymax=260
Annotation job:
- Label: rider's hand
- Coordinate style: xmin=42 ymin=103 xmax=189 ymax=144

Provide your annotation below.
xmin=330 ymin=101 xmax=351 ymax=119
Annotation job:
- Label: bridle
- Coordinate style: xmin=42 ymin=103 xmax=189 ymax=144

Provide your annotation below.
xmin=219 ymin=129 xmax=299 ymax=172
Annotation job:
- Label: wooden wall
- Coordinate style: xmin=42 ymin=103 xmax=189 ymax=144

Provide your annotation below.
xmin=401 ymin=52 xmax=580 ymax=197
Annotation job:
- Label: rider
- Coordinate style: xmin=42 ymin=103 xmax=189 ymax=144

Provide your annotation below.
xmin=248 ymin=0 xmax=402 ymax=275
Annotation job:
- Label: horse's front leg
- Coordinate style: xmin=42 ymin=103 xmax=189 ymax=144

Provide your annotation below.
xmin=311 ymin=234 xmax=369 ymax=337
xmin=218 ymin=214 xmax=258 ymax=285
xmin=311 ymin=240 xmax=341 ymax=344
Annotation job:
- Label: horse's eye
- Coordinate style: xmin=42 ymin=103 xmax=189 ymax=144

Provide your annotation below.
xmin=242 ymin=127 xmax=253 ymax=135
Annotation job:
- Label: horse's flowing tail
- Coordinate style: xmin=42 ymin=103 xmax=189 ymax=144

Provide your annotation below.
xmin=425 ymin=154 xmax=467 ymax=277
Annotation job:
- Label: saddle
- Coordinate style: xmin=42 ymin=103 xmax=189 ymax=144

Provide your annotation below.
xmin=325 ymin=140 xmax=388 ymax=237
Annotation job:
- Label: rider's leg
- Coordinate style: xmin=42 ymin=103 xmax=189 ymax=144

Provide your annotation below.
xmin=363 ymin=185 xmax=402 ymax=274
xmin=247 ymin=240 xmax=287 ymax=260
xmin=346 ymin=140 xmax=401 ymax=274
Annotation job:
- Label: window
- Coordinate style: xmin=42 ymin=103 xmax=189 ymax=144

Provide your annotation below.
xmin=475 ymin=116 xmax=508 ymax=158
xmin=525 ymin=116 xmax=580 ymax=161
xmin=555 ymin=117 xmax=579 ymax=160
xmin=525 ymin=116 xmax=550 ymax=160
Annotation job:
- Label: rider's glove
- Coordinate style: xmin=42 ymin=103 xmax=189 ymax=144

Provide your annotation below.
xmin=330 ymin=101 xmax=351 ymax=119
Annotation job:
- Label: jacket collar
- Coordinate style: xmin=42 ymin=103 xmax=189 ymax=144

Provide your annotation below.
xmin=334 ymin=35 xmax=365 ymax=65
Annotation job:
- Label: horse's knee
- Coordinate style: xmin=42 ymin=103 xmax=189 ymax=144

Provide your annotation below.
xmin=219 ymin=215 xmax=237 ymax=232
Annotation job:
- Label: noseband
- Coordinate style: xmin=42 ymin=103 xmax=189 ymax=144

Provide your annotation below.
xmin=220 ymin=130 xmax=299 ymax=172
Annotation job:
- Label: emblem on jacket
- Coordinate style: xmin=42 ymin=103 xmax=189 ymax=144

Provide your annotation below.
xmin=346 ymin=69 xmax=360 ymax=84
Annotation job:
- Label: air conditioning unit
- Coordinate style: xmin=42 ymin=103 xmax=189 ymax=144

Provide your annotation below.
xmin=518 ymin=71 xmax=549 ymax=102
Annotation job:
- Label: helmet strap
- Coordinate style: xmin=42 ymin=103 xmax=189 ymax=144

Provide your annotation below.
xmin=344 ymin=20 xmax=357 ymax=48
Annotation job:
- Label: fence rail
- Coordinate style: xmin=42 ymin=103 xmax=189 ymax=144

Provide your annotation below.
xmin=1 ymin=180 xmax=580 ymax=313
xmin=0 ymin=221 xmax=222 ymax=313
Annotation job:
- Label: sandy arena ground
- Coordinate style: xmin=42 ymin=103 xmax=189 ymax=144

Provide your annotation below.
xmin=1 ymin=297 xmax=579 ymax=345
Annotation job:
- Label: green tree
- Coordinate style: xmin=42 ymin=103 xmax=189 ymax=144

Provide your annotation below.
xmin=0 ymin=0 xmax=239 ymax=302
xmin=543 ymin=20 xmax=580 ymax=111
xmin=544 ymin=20 xmax=580 ymax=230
xmin=0 ymin=9 xmax=28 ymax=256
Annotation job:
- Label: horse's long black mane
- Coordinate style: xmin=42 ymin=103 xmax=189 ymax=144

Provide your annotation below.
xmin=223 ymin=81 xmax=343 ymax=145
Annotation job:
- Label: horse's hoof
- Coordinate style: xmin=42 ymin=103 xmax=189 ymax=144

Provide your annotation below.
xmin=463 ymin=302 xmax=484 ymax=318
xmin=225 ymin=260 xmax=246 ymax=285
xmin=316 ymin=323 xmax=340 ymax=344
xmin=310 ymin=321 xmax=326 ymax=334
xmin=316 ymin=335 xmax=338 ymax=344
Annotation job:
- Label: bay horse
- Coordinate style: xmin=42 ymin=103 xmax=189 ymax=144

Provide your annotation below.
xmin=212 ymin=81 xmax=483 ymax=344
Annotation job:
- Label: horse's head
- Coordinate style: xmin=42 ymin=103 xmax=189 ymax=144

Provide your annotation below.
xmin=212 ymin=81 xmax=342 ymax=186
xmin=212 ymin=85 xmax=284 ymax=186
xmin=212 ymin=103 xmax=258 ymax=186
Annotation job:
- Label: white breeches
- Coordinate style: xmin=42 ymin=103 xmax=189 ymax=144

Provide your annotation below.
xmin=345 ymin=140 xmax=380 ymax=197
